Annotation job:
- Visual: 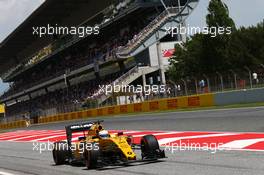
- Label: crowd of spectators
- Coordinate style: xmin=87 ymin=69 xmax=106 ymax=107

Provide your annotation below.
xmin=5 ymin=72 xmax=123 ymax=119
xmin=117 ymin=6 xmax=177 ymax=57
xmin=1 ymin=0 xmax=161 ymax=120
xmin=22 ymin=0 xmax=135 ymax=69
xmin=1 ymin=17 xmax=150 ymax=100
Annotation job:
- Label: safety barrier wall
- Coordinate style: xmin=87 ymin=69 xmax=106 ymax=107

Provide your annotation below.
xmin=0 ymin=120 xmax=27 ymax=130
xmin=37 ymin=93 xmax=215 ymax=124
xmin=2 ymin=88 xmax=263 ymax=130
xmin=36 ymin=88 xmax=264 ymax=125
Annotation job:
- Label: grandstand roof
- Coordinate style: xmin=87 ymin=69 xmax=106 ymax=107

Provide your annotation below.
xmin=0 ymin=0 xmax=114 ymax=76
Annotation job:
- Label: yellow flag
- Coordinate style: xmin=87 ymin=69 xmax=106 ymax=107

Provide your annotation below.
xmin=0 ymin=104 xmax=5 ymax=114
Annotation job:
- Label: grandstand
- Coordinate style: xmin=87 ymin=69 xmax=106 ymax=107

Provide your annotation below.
xmin=0 ymin=0 xmax=199 ymax=122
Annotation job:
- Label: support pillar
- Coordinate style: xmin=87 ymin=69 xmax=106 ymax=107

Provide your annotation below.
xmin=156 ymin=41 xmax=166 ymax=85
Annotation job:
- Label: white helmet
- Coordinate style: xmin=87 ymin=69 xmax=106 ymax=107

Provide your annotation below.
xmin=99 ymin=130 xmax=109 ymax=138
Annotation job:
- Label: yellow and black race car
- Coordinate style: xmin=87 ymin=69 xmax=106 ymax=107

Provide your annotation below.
xmin=52 ymin=120 xmax=166 ymax=169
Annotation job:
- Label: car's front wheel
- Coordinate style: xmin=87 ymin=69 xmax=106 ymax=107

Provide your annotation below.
xmin=141 ymin=135 xmax=160 ymax=159
xmin=83 ymin=142 xmax=100 ymax=169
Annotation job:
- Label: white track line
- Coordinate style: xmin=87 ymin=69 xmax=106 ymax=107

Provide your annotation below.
xmin=131 ymin=131 xmax=182 ymax=138
xmin=219 ymin=138 xmax=264 ymax=149
xmin=8 ymin=131 xmax=66 ymax=141
xmin=0 ymin=171 xmax=15 ymax=175
xmin=4 ymin=130 xmax=264 ymax=152
xmin=0 ymin=131 xmax=51 ymax=140
xmin=3 ymin=130 xmax=141 ymax=142
xmin=32 ymin=132 xmax=84 ymax=142
xmin=0 ymin=130 xmax=43 ymax=137
xmin=120 ymin=131 xmax=142 ymax=134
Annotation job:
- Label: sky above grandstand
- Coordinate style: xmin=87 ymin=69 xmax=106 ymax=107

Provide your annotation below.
xmin=0 ymin=0 xmax=264 ymax=94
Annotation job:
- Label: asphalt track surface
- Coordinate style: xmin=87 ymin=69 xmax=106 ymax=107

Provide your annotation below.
xmin=0 ymin=106 xmax=264 ymax=175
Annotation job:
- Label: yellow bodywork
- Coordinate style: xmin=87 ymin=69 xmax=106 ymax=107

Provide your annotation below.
xmin=99 ymin=135 xmax=136 ymax=160
xmin=71 ymin=123 xmax=136 ymax=161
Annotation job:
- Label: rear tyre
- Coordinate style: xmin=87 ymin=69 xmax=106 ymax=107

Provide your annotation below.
xmin=141 ymin=135 xmax=160 ymax=159
xmin=84 ymin=142 xmax=100 ymax=169
xmin=52 ymin=141 xmax=68 ymax=165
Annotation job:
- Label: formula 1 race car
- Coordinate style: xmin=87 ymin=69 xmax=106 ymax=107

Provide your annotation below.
xmin=52 ymin=120 xmax=165 ymax=169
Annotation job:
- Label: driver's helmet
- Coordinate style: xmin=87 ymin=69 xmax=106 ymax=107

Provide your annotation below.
xmin=98 ymin=130 xmax=109 ymax=138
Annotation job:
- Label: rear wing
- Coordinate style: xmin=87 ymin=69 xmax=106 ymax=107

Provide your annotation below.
xmin=65 ymin=122 xmax=93 ymax=145
xmin=65 ymin=120 xmax=104 ymax=145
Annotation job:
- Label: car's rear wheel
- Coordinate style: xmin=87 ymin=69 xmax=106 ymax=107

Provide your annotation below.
xmin=84 ymin=142 xmax=100 ymax=169
xmin=141 ymin=135 xmax=160 ymax=159
xmin=53 ymin=141 xmax=68 ymax=165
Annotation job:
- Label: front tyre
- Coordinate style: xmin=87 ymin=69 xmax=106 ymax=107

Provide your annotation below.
xmin=141 ymin=135 xmax=163 ymax=159
xmin=84 ymin=142 xmax=100 ymax=169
